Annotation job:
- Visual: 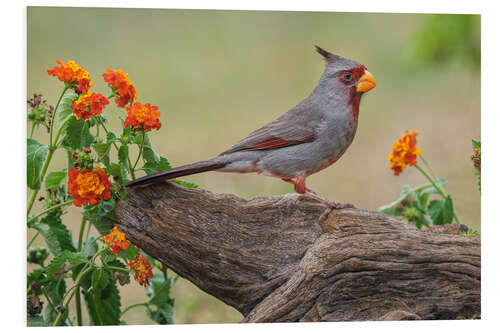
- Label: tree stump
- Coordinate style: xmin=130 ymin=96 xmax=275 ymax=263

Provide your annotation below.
xmin=114 ymin=181 xmax=480 ymax=322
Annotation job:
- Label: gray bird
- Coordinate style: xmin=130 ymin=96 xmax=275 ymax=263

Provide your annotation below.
xmin=126 ymin=46 xmax=376 ymax=212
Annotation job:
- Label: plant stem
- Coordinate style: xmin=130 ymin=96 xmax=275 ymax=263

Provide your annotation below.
xmin=52 ymin=265 xmax=93 ymax=326
xmin=415 ymin=164 xmax=462 ymax=224
xmin=27 ymin=231 xmax=40 ymax=248
xmin=27 ymin=87 xmax=70 ymax=216
xmin=29 ymin=122 xmax=36 ymax=138
xmin=49 ymin=86 xmax=69 ymax=147
xmin=419 ymin=155 xmax=439 ymax=182
xmin=75 ymin=216 xmax=87 ymax=326
xmin=106 ymin=266 xmax=130 ymax=273
xmin=132 ymin=131 xmax=145 ymax=171
xmin=28 ymin=200 xmax=72 ymax=226
xmin=120 ymin=302 xmax=148 ymax=318
xmin=96 ymin=116 xmax=135 ymax=178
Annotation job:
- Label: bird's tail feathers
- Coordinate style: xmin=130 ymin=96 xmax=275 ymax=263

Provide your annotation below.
xmin=124 ymin=159 xmax=227 ymax=187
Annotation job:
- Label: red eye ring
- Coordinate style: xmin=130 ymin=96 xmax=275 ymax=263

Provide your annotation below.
xmin=343 ymin=72 xmax=352 ymax=81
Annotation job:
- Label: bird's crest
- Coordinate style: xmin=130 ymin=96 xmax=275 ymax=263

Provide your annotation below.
xmin=315 ymin=45 xmax=341 ymax=63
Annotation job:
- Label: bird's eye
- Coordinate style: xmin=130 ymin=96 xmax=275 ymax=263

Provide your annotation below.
xmin=343 ymin=72 xmax=352 ymax=81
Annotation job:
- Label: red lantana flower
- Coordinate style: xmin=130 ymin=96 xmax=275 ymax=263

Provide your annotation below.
xmin=387 ymin=130 xmax=422 ymax=176
xmin=124 ymin=102 xmax=161 ymax=132
xmin=128 ymin=252 xmax=154 ymax=287
xmin=104 ymin=226 xmax=130 ymax=255
xmin=67 ymin=167 xmax=112 ymax=207
xmin=47 ymin=60 xmax=93 ymax=94
xmin=102 ymin=68 xmax=138 ymax=107
xmin=71 ymin=92 xmax=109 ymax=121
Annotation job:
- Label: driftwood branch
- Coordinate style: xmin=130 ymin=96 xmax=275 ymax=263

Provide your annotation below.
xmin=115 ymin=181 xmax=480 ymax=322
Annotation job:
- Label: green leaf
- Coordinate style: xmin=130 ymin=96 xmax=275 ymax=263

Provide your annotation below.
xmin=472 ymin=139 xmax=481 ymax=150
xmin=93 ymin=142 xmax=111 ymax=167
xmin=44 ymin=277 xmax=67 ymax=325
xmin=46 ymin=251 xmax=88 ymax=278
xmin=34 ymin=210 xmax=75 ymax=256
xmin=145 ymin=274 xmax=176 ymax=324
xmin=428 ymin=196 xmax=454 ymax=225
xmin=106 ymin=132 xmax=119 ymax=143
xmin=82 ymin=237 xmax=98 ymax=257
xmin=27 ymin=138 xmax=48 ymax=189
xmin=83 ymin=276 xmax=121 ymax=325
xmin=61 ymin=116 xmax=94 ymax=150
xmin=107 ymin=163 xmax=122 ymax=178
xmin=45 ymin=170 xmax=67 ymax=189
xmin=428 ymin=200 xmax=444 ymax=225
xmin=28 ymin=315 xmax=46 ymax=327
xmin=119 ymin=145 xmax=130 ymax=176
xmin=91 ymin=268 xmax=110 ymax=291
xmin=442 ymin=195 xmax=454 ymax=224
xmin=83 ymin=199 xmax=116 ymax=236
xmin=56 ymin=90 xmax=78 ymax=124
xmin=119 ymin=245 xmax=139 ymax=261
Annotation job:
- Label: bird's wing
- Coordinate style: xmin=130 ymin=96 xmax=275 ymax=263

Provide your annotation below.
xmin=219 ymin=105 xmax=321 ymax=155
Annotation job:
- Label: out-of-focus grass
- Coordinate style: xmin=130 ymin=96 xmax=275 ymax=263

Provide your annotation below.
xmin=27 ymin=8 xmax=480 ymax=324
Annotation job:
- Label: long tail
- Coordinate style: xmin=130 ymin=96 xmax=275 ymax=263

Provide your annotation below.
xmin=124 ymin=159 xmax=227 ymax=187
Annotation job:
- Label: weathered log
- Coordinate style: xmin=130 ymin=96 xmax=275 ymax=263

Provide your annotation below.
xmin=115 ymin=181 xmax=480 ymax=322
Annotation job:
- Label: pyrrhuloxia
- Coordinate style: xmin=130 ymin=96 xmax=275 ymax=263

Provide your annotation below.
xmin=126 ymin=46 xmax=376 ymax=212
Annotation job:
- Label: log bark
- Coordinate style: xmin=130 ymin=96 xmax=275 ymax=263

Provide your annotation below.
xmin=115 ymin=181 xmax=480 ymax=322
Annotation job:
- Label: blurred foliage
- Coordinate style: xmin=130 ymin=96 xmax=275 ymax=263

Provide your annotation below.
xmin=407 ymin=14 xmax=480 ymax=69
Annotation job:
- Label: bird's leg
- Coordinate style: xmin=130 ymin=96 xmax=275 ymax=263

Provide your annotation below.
xmin=290 ymin=175 xmax=355 ymax=220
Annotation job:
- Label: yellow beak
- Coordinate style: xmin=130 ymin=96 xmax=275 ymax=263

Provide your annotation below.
xmin=356 ymin=70 xmax=376 ymax=93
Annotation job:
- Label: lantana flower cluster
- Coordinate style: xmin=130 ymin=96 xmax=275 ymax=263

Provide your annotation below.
xmin=387 ymin=130 xmax=422 ymax=176
xmin=72 ymin=92 xmax=109 ymax=120
xmin=47 ymin=60 xmax=93 ymax=94
xmin=128 ymin=253 xmax=154 ymax=287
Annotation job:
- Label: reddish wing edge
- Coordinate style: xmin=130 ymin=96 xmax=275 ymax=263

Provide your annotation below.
xmin=221 ymin=134 xmax=316 ymax=155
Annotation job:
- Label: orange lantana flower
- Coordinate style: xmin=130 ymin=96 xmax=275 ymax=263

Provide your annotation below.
xmin=67 ymin=167 xmax=112 ymax=207
xmin=124 ymin=102 xmax=161 ymax=132
xmin=104 ymin=226 xmax=130 ymax=255
xmin=47 ymin=60 xmax=93 ymax=94
xmin=388 ymin=130 xmax=422 ymax=176
xmin=102 ymin=68 xmax=138 ymax=107
xmin=128 ymin=252 xmax=154 ymax=287
xmin=71 ymin=92 xmax=109 ymax=121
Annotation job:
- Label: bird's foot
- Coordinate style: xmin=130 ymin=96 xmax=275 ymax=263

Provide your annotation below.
xmin=299 ymin=192 xmax=355 ymax=221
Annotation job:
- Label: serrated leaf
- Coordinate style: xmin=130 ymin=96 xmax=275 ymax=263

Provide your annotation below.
xmin=119 ymin=145 xmax=130 ymax=175
xmin=61 ymin=116 xmax=94 ymax=150
xmin=107 ymin=163 xmax=122 ymax=178
xmin=44 ymin=277 xmax=67 ymax=325
xmin=83 ymin=277 xmax=121 ymax=325
xmin=146 ymin=274 xmax=172 ymax=307
xmin=45 ymin=170 xmax=67 ymax=189
xmin=56 ymin=90 xmax=78 ymax=124
xmin=82 ymin=237 xmax=98 ymax=257
xmin=91 ymin=268 xmax=110 ymax=291
xmin=83 ymin=200 xmax=116 ymax=236
xmin=27 ymin=138 xmax=48 ymax=189
xmin=34 ymin=210 xmax=75 ymax=256
xmin=28 ymin=314 xmax=46 ymax=327
xmin=428 ymin=196 xmax=454 ymax=225
xmin=428 ymin=200 xmax=444 ymax=225
xmin=93 ymin=142 xmax=111 ymax=167
xmin=442 ymin=195 xmax=454 ymax=224
xmin=100 ymin=249 xmax=117 ymax=264
xmin=46 ymin=250 xmax=88 ymax=278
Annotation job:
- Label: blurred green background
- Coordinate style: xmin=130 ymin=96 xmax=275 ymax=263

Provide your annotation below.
xmin=27 ymin=7 xmax=480 ymax=324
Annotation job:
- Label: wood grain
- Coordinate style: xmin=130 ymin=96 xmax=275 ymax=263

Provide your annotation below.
xmin=115 ymin=181 xmax=480 ymax=322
